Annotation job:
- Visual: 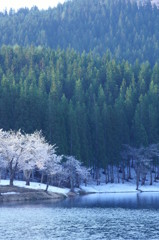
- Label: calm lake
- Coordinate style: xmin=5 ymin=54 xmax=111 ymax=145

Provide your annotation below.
xmin=1 ymin=193 xmax=159 ymax=240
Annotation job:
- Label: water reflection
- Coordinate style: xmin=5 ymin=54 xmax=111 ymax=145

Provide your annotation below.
xmin=1 ymin=193 xmax=159 ymax=240
xmin=1 ymin=192 xmax=159 ymax=209
xmin=55 ymin=192 xmax=159 ymax=209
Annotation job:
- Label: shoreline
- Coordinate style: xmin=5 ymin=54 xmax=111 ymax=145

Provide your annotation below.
xmin=78 ymin=182 xmax=159 ymax=195
xmin=78 ymin=190 xmax=159 ymax=195
xmin=1 ymin=179 xmax=159 ymax=203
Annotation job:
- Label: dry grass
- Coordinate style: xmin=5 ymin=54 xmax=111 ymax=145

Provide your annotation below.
xmin=0 ymin=185 xmax=66 ymax=202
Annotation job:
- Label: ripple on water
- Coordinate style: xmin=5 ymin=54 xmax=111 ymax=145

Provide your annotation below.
xmin=1 ymin=194 xmax=159 ymax=240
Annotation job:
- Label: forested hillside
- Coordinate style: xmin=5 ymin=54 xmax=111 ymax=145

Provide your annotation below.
xmin=0 ymin=46 xmax=159 ymax=168
xmin=0 ymin=0 xmax=159 ymax=64
xmin=0 ymin=0 xmax=159 ymax=170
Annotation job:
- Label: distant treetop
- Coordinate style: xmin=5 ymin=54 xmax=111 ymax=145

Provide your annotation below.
xmin=0 ymin=0 xmax=159 ymax=65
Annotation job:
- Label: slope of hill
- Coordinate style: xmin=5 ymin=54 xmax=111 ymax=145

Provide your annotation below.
xmin=0 ymin=0 xmax=159 ymax=169
xmin=0 ymin=46 xmax=159 ymax=167
xmin=0 ymin=0 xmax=159 ymax=64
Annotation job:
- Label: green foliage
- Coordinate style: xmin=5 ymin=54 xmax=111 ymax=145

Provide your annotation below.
xmin=0 ymin=0 xmax=159 ymax=64
xmin=0 ymin=46 xmax=159 ymax=168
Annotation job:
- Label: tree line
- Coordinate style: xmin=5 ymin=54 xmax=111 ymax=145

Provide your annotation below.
xmin=0 ymin=46 xmax=159 ymax=171
xmin=0 ymin=0 xmax=159 ymax=65
xmin=1 ymin=129 xmax=159 ymax=191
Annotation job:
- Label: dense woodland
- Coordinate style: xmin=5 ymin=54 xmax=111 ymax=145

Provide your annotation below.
xmin=0 ymin=46 xmax=159 ymax=171
xmin=0 ymin=0 xmax=159 ymax=65
xmin=0 ymin=0 xmax=159 ymax=185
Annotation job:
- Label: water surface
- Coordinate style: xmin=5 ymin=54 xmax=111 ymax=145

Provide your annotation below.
xmin=1 ymin=193 xmax=159 ymax=240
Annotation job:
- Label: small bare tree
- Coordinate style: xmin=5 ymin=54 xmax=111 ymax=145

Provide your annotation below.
xmin=121 ymin=144 xmax=159 ymax=190
xmin=63 ymin=156 xmax=89 ymax=191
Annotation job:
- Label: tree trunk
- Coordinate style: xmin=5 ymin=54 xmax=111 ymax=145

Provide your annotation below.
xmin=126 ymin=164 xmax=129 ymax=181
xmin=70 ymin=178 xmax=74 ymax=192
xmin=9 ymin=161 xmax=17 ymax=186
xmin=128 ymin=160 xmax=131 ymax=179
xmin=136 ymin=167 xmax=140 ymax=190
xmin=131 ymin=158 xmax=134 ymax=168
xmin=26 ymin=178 xmax=30 ymax=186
xmin=108 ymin=166 xmax=110 ymax=183
xmin=76 ymin=175 xmax=80 ymax=188
xmin=110 ymin=165 xmax=114 ymax=183
xmin=96 ymin=168 xmax=100 ymax=185
xmin=122 ymin=164 xmax=125 ymax=184
xmin=4 ymin=169 xmax=7 ymax=179
xmin=45 ymin=175 xmax=51 ymax=192
xmin=157 ymin=164 xmax=159 ymax=179
xmin=150 ymin=169 xmax=152 ymax=185
xmin=141 ymin=174 xmax=146 ymax=186
xmin=117 ymin=166 xmax=120 ymax=183
xmin=41 ymin=171 xmax=44 ymax=183
xmin=154 ymin=166 xmax=157 ymax=182
xmin=105 ymin=168 xmax=108 ymax=184
xmin=10 ymin=175 xmax=14 ymax=186
xmin=46 ymin=183 xmax=49 ymax=192
xmin=24 ymin=170 xmax=31 ymax=186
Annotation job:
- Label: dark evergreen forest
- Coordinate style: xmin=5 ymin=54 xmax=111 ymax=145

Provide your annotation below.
xmin=0 ymin=46 xmax=159 ymax=169
xmin=0 ymin=0 xmax=159 ymax=65
xmin=0 ymin=0 xmax=159 ymax=169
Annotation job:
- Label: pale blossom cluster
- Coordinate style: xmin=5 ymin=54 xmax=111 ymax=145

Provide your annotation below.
xmin=0 ymin=129 xmax=89 ymax=190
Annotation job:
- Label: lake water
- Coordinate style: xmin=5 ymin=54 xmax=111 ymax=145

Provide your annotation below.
xmin=1 ymin=193 xmax=159 ymax=240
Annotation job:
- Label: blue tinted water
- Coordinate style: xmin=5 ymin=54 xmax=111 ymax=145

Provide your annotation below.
xmin=1 ymin=193 xmax=159 ymax=240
